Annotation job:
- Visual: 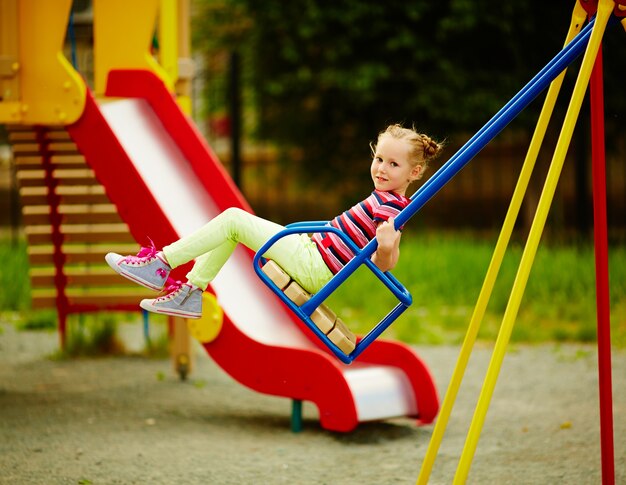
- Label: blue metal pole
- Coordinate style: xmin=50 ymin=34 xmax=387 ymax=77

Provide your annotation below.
xmin=351 ymin=302 xmax=409 ymax=360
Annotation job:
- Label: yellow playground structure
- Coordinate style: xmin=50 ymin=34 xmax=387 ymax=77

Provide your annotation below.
xmin=0 ymin=0 xmax=196 ymax=377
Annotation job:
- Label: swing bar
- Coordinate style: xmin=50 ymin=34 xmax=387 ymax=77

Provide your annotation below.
xmin=254 ymin=13 xmax=601 ymax=364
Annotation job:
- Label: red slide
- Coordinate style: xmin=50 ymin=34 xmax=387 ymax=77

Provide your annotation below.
xmin=67 ymin=70 xmax=438 ymax=432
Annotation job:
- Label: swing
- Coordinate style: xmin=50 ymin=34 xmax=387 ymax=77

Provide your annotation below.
xmin=254 ymin=222 xmax=412 ymax=364
xmin=254 ymin=14 xmax=599 ymax=365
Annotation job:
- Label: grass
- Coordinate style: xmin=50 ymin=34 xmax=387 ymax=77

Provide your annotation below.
xmin=325 ymin=232 xmax=626 ymax=347
xmin=58 ymin=313 xmax=125 ymax=357
xmin=1 ymin=233 xmax=625 ymax=349
xmin=0 ymin=235 xmax=31 ymax=312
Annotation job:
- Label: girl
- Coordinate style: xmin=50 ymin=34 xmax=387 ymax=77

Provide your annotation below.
xmin=106 ymin=124 xmax=443 ymax=318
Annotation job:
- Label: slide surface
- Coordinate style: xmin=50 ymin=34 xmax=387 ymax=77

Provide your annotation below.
xmin=67 ymin=70 xmax=438 ymax=432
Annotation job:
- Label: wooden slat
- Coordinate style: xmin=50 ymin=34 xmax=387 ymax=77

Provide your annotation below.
xmin=19 ymin=186 xmax=110 ymax=206
xmin=11 ymin=143 xmax=41 ymax=155
xmin=25 ymin=223 xmax=134 ymax=244
xmin=31 ymin=290 xmax=154 ymax=309
xmin=11 ymin=141 xmax=77 ymax=155
xmin=52 ymin=169 xmax=97 ymax=185
xmin=15 ymin=169 xmax=46 ymax=187
xmin=13 ymin=155 xmax=44 ymax=166
xmin=17 ymin=169 xmax=97 ymax=187
xmin=50 ymin=155 xmax=86 ymax=165
xmin=45 ymin=131 xmax=72 ymax=141
xmin=14 ymin=154 xmax=87 ymax=170
xmin=30 ymin=267 xmax=146 ymax=287
xmin=18 ymin=191 xmax=50 ymax=205
xmin=27 ymin=243 xmax=138 ymax=265
xmin=8 ymin=132 xmax=36 ymax=142
xmin=9 ymin=130 xmax=71 ymax=142
xmin=47 ymin=141 xmax=78 ymax=152
xmin=5 ymin=124 xmax=33 ymax=131
xmin=22 ymin=204 xmax=123 ymax=225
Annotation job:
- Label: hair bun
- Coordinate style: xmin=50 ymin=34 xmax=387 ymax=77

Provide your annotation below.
xmin=421 ymin=134 xmax=441 ymax=160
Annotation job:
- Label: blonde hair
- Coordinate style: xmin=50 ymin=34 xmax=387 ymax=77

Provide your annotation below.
xmin=370 ymin=123 xmax=444 ymax=180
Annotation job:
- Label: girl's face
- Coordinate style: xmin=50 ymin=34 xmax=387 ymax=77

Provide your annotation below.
xmin=370 ymin=136 xmax=421 ymax=196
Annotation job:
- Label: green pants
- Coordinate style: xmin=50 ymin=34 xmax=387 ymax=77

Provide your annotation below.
xmin=162 ymin=207 xmax=333 ymax=293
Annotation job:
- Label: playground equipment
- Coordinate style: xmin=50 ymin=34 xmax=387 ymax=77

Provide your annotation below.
xmin=250 ymin=1 xmax=623 ymax=480
xmin=0 ymin=0 xmax=439 ymax=433
xmin=251 ymin=1 xmax=622 ymax=369
xmin=411 ymin=1 xmax=624 ymax=484
xmin=0 ymin=0 xmax=196 ymax=379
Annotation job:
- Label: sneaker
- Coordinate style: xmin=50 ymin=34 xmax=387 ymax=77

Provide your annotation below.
xmin=105 ymin=244 xmax=171 ymax=291
xmin=140 ymin=281 xmax=202 ymax=319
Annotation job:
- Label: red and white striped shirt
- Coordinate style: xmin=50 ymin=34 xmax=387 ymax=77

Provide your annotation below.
xmin=312 ymin=190 xmax=410 ymax=274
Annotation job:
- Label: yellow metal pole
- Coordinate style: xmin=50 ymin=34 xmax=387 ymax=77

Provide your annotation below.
xmin=175 ymin=0 xmax=194 ymax=115
xmin=158 ymin=0 xmax=179 ymax=83
xmin=415 ymin=4 xmax=587 ymax=484
xmin=453 ymin=1 xmax=614 ymax=483
xmin=160 ymin=0 xmax=193 ymax=375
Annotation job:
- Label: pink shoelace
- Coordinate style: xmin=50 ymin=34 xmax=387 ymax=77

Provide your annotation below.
xmin=121 ymin=240 xmax=169 ymax=281
xmin=155 ymin=278 xmax=185 ymax=302
xmin=123 ymin=240 xmax=167 ymax=275
xmin=123 ymin=239 xmax=158 ymax=262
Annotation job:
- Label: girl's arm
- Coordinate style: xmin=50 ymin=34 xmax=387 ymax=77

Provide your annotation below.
xmin=371 ymin=217 xmax=401 ymax=272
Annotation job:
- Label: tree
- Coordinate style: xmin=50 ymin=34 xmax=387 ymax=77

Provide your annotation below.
xmin=193 ymin=0 xmax=625 ymax=191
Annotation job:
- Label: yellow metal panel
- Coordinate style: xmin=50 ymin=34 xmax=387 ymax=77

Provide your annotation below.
xmin=0 ymin=101 xmax=21 ymax=121
xmin=0 ymin=0 xmax=20 ymax=104
xmin=15 ymin=0 xmax=86 ymax=124
xmin=93 ymin=0 xmax=173 ymax=95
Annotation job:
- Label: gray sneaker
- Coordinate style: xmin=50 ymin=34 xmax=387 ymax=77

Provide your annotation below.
xmin=105 ymin=246 xmax=171 ymax=291
xmin=140 ymin=282 xmax=202 ymax=319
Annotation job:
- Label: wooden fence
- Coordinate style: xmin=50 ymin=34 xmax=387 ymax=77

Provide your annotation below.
xmin=211 ymin=133 xmax=626 ymax=240
xmin=2 ymin=132 xmax=625 ymax=241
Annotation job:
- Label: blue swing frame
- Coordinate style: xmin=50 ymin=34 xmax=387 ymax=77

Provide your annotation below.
xmin=253 ymin=17 xmax=596 ymax=364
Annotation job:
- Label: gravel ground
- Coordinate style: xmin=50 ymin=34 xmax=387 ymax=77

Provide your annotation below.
xmin=0 ymin=320 xmax=624 ymax=485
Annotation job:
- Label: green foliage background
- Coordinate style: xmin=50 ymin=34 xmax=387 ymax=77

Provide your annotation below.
xmin=193 ymin=0 xmax=625 ymax=191
xmin=3 ymin=236 xmax=625 ymax=347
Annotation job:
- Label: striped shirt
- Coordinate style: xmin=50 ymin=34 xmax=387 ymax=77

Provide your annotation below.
xmin=312 ymin=190 xmax=410 ymax=274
